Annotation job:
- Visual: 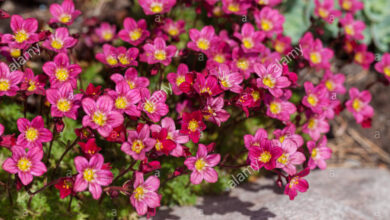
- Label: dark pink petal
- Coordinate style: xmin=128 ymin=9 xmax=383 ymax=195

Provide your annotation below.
xmin=2 ymin=158 xmax=18 ymax=174
xmin=30 ymin=161 xmax=47 ymax=176
xmin=74 ymin=174 xmax=88 ymax=192
xmin=143 ymin=176 xmax=160 ymax=191
xmin=190 ymin=171 xmax=203 ymax=184
xmin=74 ymin=156 xmax=89 ymax=172
xmin=19 ymin=172 xmax=33 ymax=185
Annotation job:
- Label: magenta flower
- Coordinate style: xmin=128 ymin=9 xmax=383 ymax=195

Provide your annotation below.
xmin=205 ymin=41 xmax=231 ymax=67
xmin=274 ymin=139 xmax=305 ymax=175
xmin=339 ymin=0 xmax=364 ymax=13
xmin=273 ymin=124 xmax=303 ymax=148
xmin=162 ymin=19 xmax=185 ymax=37
xmin=314 ymin=0 xmax=341 ymax=23
xmin=121 ymin=124 xmax=156 ymax=160
xmin=107 ymin=82 xmax=141 ymax=117
xmin=303 ymin=39 xmax=334 ymax=69
xmin=244 ymin=128 xmax=268 ymax=150
xmin=221 ymin=0 xmax=251 ymax=15
xmin=74 ymin=153 xmax=113 ymax=200
xmin=82 ymin=95 xmax=124 ymax=137
xmin=167 ymin=63 xmax=190 ymax=95
xmin=16 ymin=116 xmax=52 ymax=149
xmin=20 ymin=68 xmax=45 ymax=96
xmin=375 ymin=53 xmax=390 ymax=81
xmin=346 ymin=88 xmax=374 ymax=124
xmin=187 ymin=26 xmax=216 ymax=52
xmin=248 ymin=140 xmax=283 ymax=170
xmin=138 ymin=89 xmax=169 ymax=123
xmin=307 ymin=137 xmax=332 ymax=170
xmin=265 ymin=95 xmax=296 ymax=122
xmin=340 ymin=13 xmax=365 ymax=40
xmin=210 ymin=64 xmax=243 ymax=93
xmin=254 ymin=7 xmax=284 ymax=37
xmin=110 ymin=68 xmax=149 ymax=90
xmin=231 ymin=47 xmax=257 ymax=78
xmin=141 ymin=37 xmax=176 ymax=66
xmin=117 ymin=46 xmax=139 ymax=67
xmin=180 ymin=111 xmax=206 ymax=143
xmin=254 ymin=63 xmax=291 ymax=97
xmin=354 ymin=44 xmax=375 ymax=69
xmin=1 ymin=15 xmax=39 ymax=48
xmin=321 ymin=70 xmax=346 ymax=94
xmin=130 ymin=172 xmax=161 ymax=216
xmin=43 ymin=28 xmax=78 ymax=53
xmin=302 ymin=82 xmax=328 ymax=114
xmin=193 ymin=73 xmax=223 ymax=96
xmin=47 ymin=83 xmax=82 ymax=120
xmin=138 ymin=0 xmax=176 ymax=15
xmin=234 ymin=23 xmax=265 ymax=53
xmin=202 ymin=96 xmax=230 ymax=127
xmin=302 ymin=114 xmax=329 ymax=141
xmin=49 ymin=0 xmax=81 ymax=25
xmin=95 ymin=22 xmax=116 ymax=42
xmin=2 ymin=146 xmax=47 ymax=185
xmin=273 ymin=34 xmax=292 ymax=55
xmin=284 ymin=168 xmax=310 ymax=200
xmin=184 ymin=144 xmax=220 ymax=184
xmin=118 ymin=18 xmax=149 ymax=46
xmin=0 ymin=62 xmax=23 ymax=97
xmin=95 ymin=44 xmax=119 ymax=67
xmin=43 ymin=53 xmax=82 ymax=89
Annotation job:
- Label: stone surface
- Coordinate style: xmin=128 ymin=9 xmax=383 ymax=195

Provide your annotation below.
xmin=147 ymin=168 xmax=390 ymax=220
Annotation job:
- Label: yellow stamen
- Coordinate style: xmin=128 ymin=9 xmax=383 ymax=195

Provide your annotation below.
xmin=118 ymin=54 xmax=130 ymax=65
xmin=214 ymin=54 xmax=225 ymax=63
xmin=92 ymin=112 xmax=106 ymax=126
xmin=106 ymin=56 xmax=118 ymax=66
xmin=311 ymin=148 xmax=318 ymax=158
xmin=27 ymin=81 xmax=36 ymax=91
xmin=318 ymin=8 xmax=329 ymax=18
xmin=228 ymin=3 xmax=240 ymax=12
xmin=325 ymin=80 xmax=334 ymax=91
xmin=102 ymin=31 xmax=113 ymax=41
xmin=57 ymin=98 xmax=71 ymax=112
xmin=59 ymin=14 xmax=71 ymax=24
xmin=143 ymin=100 xmax=156 ymax=113
xmin=261 ymin=19 xmax=273 ymax=31
xmin=150 ymin=3 xmax=163 ymax=13
xmin=307 ymin=94 xmax=318 ymax=106
xmin=237 ymin=58 xmax=249 ymax=70
xmin=176 ymin=76 xmax=185 ymax=86
xmin=55 ymin=68 xmax=69 ymax=82
xmin=83 ymin=168 xmax=95 ymax=182
xmin=0 ymin=79 xmax=10 ymax=91
xmin=134 ymin=186 xmax=145 ymax=200
xmin=14 ymin=30 xmax=28 ymax=43
xmin=242 ymin=38 xmax=254 ymax=49
xmin=310 ymin=52 xmax=322 ymax=64
xmin=51 ymin=39 xmax=63 ymax=50
xmin=25 ymin=127 xmax=38 ymax=142
xmin=154 ymin=50 xmax=166 ymax=61
xmin=262 ymin=76 xmax=275 ymax=88
xmin=17 ymin=157 xmax=32 ymax=172
xmin=130 ymin=29 xmax=142 ymax=41
xmin=132 ymin=139 xmax=145 ymax=154
xmin=270 ymin=102 xmax=281 ymax=114
xmin=197 ymin=39 xmax=210 ymax=50
xmin=352 ymin=99 xmax=362 ymax=111
xmin=277 ymin=153 xmax=288 ymax=165
xmin=10 ymin=48 xmax=21 ymax=58
xmin=195 ymin=158 xmax=206 ymax=171
xmin=384 ymin=66 xmax=390 ymax=77
xmin=115 ymin=97 xmax=128 ymax=109
xmin=258 ymin=151 xmax=271 ymax=163
xmin=188 ymin=119 xmax=199 ymax=132
xmin=168 ymin=27 xmax=179 ymax=36
xmin=308 ymin=118 xmax=316 ymax=129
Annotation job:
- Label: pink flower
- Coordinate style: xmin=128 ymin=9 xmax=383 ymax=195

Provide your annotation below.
xmin=180 ymin=111 xmax=206 ymax=143
xmin=254 ymin=63 xmax=291 ymax=97
xmin=273 ymin=124 xmax=303 ymax=148
xmin=141 ymin=37 xmax=176 ymax=66
xmin=110 ymin=68 xmax=149 ymax=90
xmin=188 ymin=26 xmax=216 ymax=52
xmin=150 ymin=125 xmax=176 ymax=156
xmin=138 ymin=0 xmax=176 ymax=15
xmin=16 ymin=116 xmax=52 ymax=149
xmin=265 ymin=95 xmax=296 ymax=122
xmin=346 ymin=88 xmax=374 ymax=124
xmin=254 ymin=7 xmax=284 ymax=37
xmin=244 ymin=128 xmax=268 ymax=150
xmin=210 ymin=64 xmax=243 ymax=93
xmin=340 ymin=13 xmax=365 ymax=40
xmin=20 ymin=68 xmax=45 ymax=96
xmin=162 ymin=19 xmax=185 ymax=37
xmin=115 ymin=46 xmax=139 ymax=67
xmin=49 ymin=0 xmax=81 ymax=25
xmin=256 ymin=0 xmax=282 ymax=7
xmin=248 ymin=140 xmax=283 ymax=170
xmin=205 ymin=41 xmax=231 ymax=67
xmin=43 ymin=53 xmax=82 ymax=89
xmin=118 ymin=18 xmax=149 ymax=46
xmin=302 ymin=82 xmax=329 ymax=113
xmin=354 ymin=44 xmax=375 ymax=69
xmin=284 ymin=168 xmax=310 ymax=200
xmin=2 ymin=146 xmax=47 ymax=185
xmin=202 ymin=96 xmax=230 ymax=126
xmin=314 ymin=0 xmax=341 ymax=23
xmin=138 ymin=89 xmax=169 ymax=122
xmin=1 ymin=15 xmax=39 ymax=48
xmin=167 ymin=63 xmax=190 ymax=95
xmin=303 ymin=39 xmax=333 ymax=69
xmin=108 ymin=82 xmax=141 ymax=117
xmin=95 ymin=44 xmax=119 ymax=66
xmin=74 ymin=154 xmax=113 ymax=200
xmin=375 ymin=53 xmax=390 ymax=81
xmin=95 ymin=22 xmax=116 ymax=42
xmin=130 ymin=172 xmax=161 ymax=216
xmin=274 ymin=139 xmax=305 ymax=175
xmin=43 ymin=27 xmax=78 ymax=53
xmin=55 ymin=177 xmax=75 ymax=199
xmin=47 ymin=83 xmax=82 ymax=120
xmin=221 ymin=0 xmax=251 ymax=15
xmin=0 ymin=62 xmax=23 ymax=96
xmin=273 ymin=34 xmax=292 ymax=55
xmin=121 ymin=124 xmax=156 ymax=160
xmin=231 ymin=47 xmax=257 ymax=78
xmin=307 ymin=136 xmax=332 ymax=170
xmin=82 ymin=95 xmax=124 ymax=137
xmin=184 ymin=144 xmax=220 ymax=184
xmin=321 ymin=70 xmax=346 ymax=94
xmin=302 ymin=114 xmax=329 ymax=141
xmin=339 ymin=0 xmax=364 ymax=13
xmin=234 ymin=23 xmax=265 ymax=53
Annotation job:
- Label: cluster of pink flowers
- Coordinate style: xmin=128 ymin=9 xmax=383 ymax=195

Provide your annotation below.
xmin=0 ymin=0 xmax=385 ymax=217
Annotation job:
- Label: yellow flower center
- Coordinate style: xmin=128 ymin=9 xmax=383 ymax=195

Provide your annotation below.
xmin=106 ymin=56 xmax=118 ymax=66
xmin=102 ymin=31 xmax=113 ymax=41
xmin=26 ymin=127 xmax=39 ymax=142
xmin=17 ymin=157 xmax=32 ymax=172
xmin=258 ymin=0 xmax=267 ymax=5
xmin=201 ymin=87 xmax=211 ymax=95
xmin=154 ymin=50 xmax=166 ymax=61
xmin=51 ymin=39 xmax=63 ymax=50
xmin=92 ymin=111 xmax=107 ymax=126
xmin=310 ymin=52 xmax=322 ymax=64
xmin=252 ymin=91 xmax=260 ymax=101
xmin=83 ymin=168 xmax=95 ymax=182
xmin=188 ymin=119 xmax=199 ymax=132
xmin=270 ymin=102 xmax=281 ymax=114
xmin=27 ymin=81 xmax=36 ymax=92
xmin=134 ymin=186 xmax=145 ymax=200
xmin=143 ymin=100 xmax=156 ymax=113
xmin=237 ymin=58 xmax=249 ymax=70
xmin=197 ymin=39 xmax=210 ymax=50
xmin=155 ymin=140 xmax=163 ymax=151
xmin=259 ymin=151 xmax=272 ymax=163
xmin=308 ymin=118 xmax=316 ymax=129
xmin=261 ymin=19 xmax=273 ymax=31
xmin=176 ymin=76 xmax=185 ymax=86
xmin=57 ymin=98 xmax=71 ymax=112
xmin=342 ymin=0 xmax=352 ymax=10
xmin=59 ymin=14 xmax=72 ymax=23
xmin=195 ymin=158 xmax=206 ymax=171
xmin=14 ymin=30 xmax=28 ymax=43
xmin=168 ymin=27 xmax=179 ymax=36
xmin=262 ymin=76 xmax=275 ymax=88
xmin=151 ymin=3 xmax=163 ymax=13
xmin=279 ymin=135 xmax=286 ymax=143
xmin=384 ymin=66 xmax=390 ymax=77
xmin=242 ymin=38 xmax=254 ymax=49
xmin=0 ymin=79 xmax=10 ymax=91
xmin=115 ymin=97 xmax=128 ymax=109
xmin=352 ymin=99 xmax=362 ymax=111
xmin=311 ymin=148 xmax=318 ymax=158
xmin=318 ymin=8 xmax=329 ymax=18
xmin=325 ymin=80 xmax=334 ymax=91
xmin=275 ymin=41 xmax=285 ymax=53
xmin=63 ymin=180 xmax=72 ymax=189
xmin=289 ymin=177 xmax=299 ymax=188
xmin=55 ymin=68 xmax=69 ymax=82
xmin=10 ymin=48 xmax=21 ymax=58
xmin=220 ymin=78 xmax=230 ymax=88
xmin=277 ymin=153 xmax=288 ymax=165
xmin=307 ymin=94 xmax=318 ymax=106
xmin=354 ymin=52 xmax=363 ymax=63
xmin=214 ymin=54 xmax=225 ymax=63
xmin=130 ymin=29 xmax=142 ymax=41
xmin=228 ymin=3 xmax=240 ymax=12
xmin=132 ymin=139 xmax=145 ymax=154
xmin=127 ymin=80 xmax=135 ymax=89
xmin=345 ymin=25 xmax=355 ymax=36
xmin=118 ymin=54 xmax=130 ymax=65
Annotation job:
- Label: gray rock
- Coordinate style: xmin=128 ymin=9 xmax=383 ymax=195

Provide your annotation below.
xmin=147 ymin=168 xmax=390 ymax=220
